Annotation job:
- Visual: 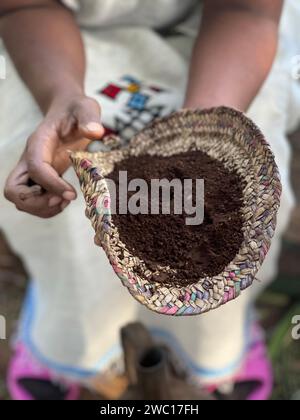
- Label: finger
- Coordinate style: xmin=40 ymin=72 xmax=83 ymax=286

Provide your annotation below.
xmin=4 ymin=161 xmax=29 ymax=203
xmin=48 ymin=196 xmax=63 ymax=208
xmin=26 ymin=132 xmax=77 ymax=200
xmin=28 ymin=159 xmax=77 ymax=201
xmin=61 ymin=114 xmax=76 ymax=139
xmin=4 ymin=163 xmax=66 ymax=216
xmin=17 ymin=190 xmax=63 ymax=218
xmin=74 ymin=98 xmax=105 ymax=140
xmin=17 ymin=189 xmax=69 ymax=218
xmin=7 ymin=182 xmax=47 ymax=208
xmin=53 ymin=138 xmax=91 ymax=174
xmin=6 ymin=182 xmax=62 ymax=218
xmin=18 ymin=203 xmax=63 ymax=219
xmin=19 ymin=185 xmax=43 ymax=201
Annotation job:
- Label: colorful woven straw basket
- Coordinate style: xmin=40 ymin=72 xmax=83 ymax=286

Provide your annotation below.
xmin=71 ymin=107 xmax=282 ymax=316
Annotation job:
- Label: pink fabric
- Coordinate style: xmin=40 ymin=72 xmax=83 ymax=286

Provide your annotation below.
xmin=7 ymin=343 xmax=80 ymax=401
xmin=236 ymin=339 xmax=273 ymax=401
xmin=207 ymin=324 xmax=273 ymax=400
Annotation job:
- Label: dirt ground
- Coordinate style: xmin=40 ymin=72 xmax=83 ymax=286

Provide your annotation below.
xmin=0 ymin=133 xmax=299 ymax=400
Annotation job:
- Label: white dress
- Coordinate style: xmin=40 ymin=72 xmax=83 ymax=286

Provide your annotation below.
xmin=61 ymin=0 xmax=198 ymax=29
xmin=0 ymin=0 xmax=299 ymax=383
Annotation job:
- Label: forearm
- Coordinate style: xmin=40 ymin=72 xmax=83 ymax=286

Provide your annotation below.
xmin=185 ymin=2 xmax=282 ymax=111
xmin=0 ymin=1 xmax=85 ymax=113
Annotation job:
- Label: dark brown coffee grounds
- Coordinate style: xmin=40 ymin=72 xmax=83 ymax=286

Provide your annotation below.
xmin=108 ymin=151 xmax=244 ymax=286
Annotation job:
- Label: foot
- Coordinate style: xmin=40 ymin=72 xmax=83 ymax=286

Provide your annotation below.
xmin=7 ymin=343 xmax=81 ymax=400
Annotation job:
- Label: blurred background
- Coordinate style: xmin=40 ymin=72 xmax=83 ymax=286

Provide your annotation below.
xmin=0 ymin=130 xmax=299 ymax=400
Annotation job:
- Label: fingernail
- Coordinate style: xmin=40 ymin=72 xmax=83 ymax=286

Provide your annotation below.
xmin=63 ymin=191 xmax=76 ymax=201
xmin=61 ymin=201 xmax=70 ymax=211
xmin=49 ymin=197 xmax=63 ymax=207
xmin=86 ymin=122 xmax=102 ymax=133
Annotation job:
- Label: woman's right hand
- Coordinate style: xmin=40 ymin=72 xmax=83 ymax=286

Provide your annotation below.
xmin=4 ymin=94 xmax=105 ymax=218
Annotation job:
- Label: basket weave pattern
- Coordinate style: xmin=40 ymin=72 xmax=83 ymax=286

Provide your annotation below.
xmin=71 ymin=107 xmax=282 ymax=316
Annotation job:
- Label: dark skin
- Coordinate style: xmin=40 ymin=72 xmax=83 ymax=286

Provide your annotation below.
xmin=1 ymin=0 xmax=283 ymax=218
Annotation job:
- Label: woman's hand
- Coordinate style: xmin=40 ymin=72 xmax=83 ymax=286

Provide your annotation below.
xmin=1 ymin=2 xmax=100 ymax=217
xmin=4 ymin=94 xmax=104 ymax=218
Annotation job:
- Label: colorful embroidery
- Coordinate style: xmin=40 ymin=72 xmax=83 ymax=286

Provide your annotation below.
xmin=127 ymin=83 xmax=140 ymax=94
xmin=97 ymin=76 xmax=170 ymax=142
xmin=101 ymin=84 xmax=122 ymax=100
xmin=127 ymin=93 xmax=150 ymax=110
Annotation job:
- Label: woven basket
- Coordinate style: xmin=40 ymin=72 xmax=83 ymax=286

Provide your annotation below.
xmin=71 ymin=107 xmax=282 ymax=316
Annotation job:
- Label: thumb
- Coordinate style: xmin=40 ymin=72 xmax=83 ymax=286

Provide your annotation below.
xmin=75 ymin=98 xmax=105 ymax=140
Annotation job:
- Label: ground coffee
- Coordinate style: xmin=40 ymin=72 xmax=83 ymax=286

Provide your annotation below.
xmin=108 ymin=151 xmax=244 ymax=286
